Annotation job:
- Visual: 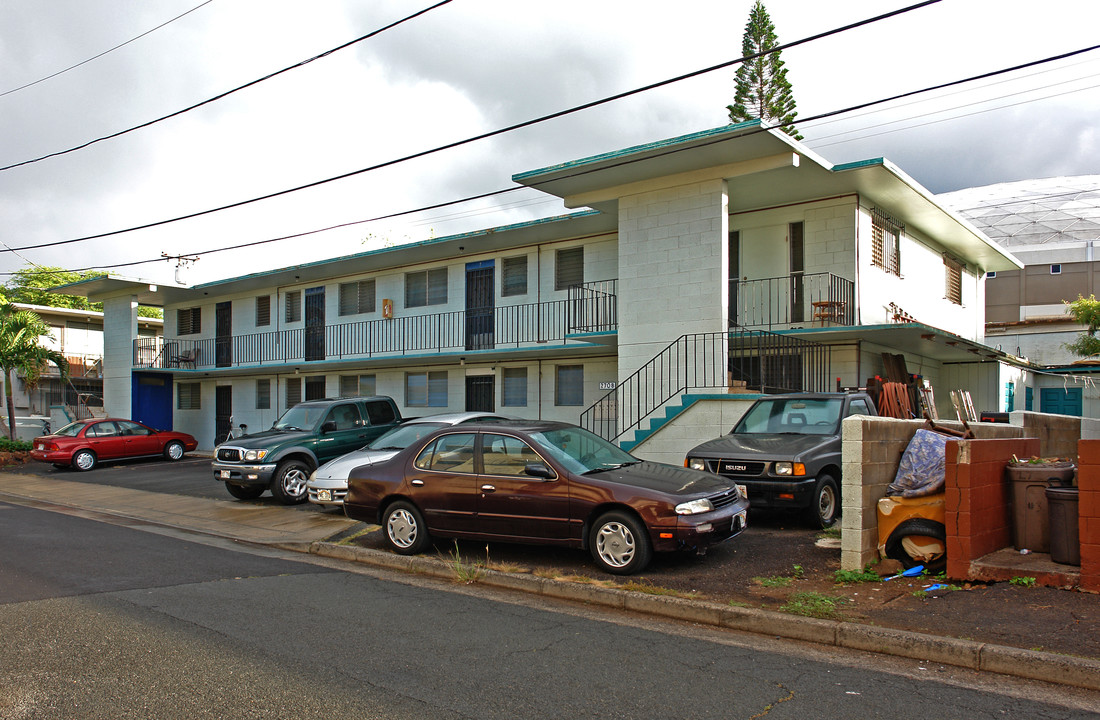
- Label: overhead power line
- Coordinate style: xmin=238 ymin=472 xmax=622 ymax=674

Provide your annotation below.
xmin=0 ymin=0 xmax=943 ymax=255
xmin=14 ymin=41 xmax=1100 ymax=278
xmin=0 ymin=0 xmax=455 ymax=173
xmin=0 ymin=0 xmax=215 ymax=99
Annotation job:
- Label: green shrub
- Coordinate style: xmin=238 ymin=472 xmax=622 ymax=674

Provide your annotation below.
xmin=0 ymin=438 xmax=31 ymax=452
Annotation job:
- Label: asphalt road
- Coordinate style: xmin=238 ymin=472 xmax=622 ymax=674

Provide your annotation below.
xmin=3 ymin=499 xmax=1098 ymax=719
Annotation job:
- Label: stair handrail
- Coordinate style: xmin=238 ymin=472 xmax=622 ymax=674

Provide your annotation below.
xmin=579 ymin=327 xmax=831 ymax=443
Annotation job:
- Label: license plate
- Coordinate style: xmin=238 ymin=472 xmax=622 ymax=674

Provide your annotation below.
xmin=735 ymin=510 xmax=748 ymax=532
xmin=219 ymin=470 xmax=230 ymax=479
xmin=317 ymin=489 xmax=331 ymax=501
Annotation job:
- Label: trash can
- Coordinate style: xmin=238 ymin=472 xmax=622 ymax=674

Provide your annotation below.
xmin=1046 ymin=486 xmax=1080 ymax=566
xmin=1005 ymin=462 xmax=1074 ymax=553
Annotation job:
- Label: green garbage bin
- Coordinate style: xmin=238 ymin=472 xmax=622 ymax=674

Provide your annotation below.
xmin=1006 ymin=463 xmax=1074 ymax=552
xmin=1046 ymin=486 xmax=1080 ymax=566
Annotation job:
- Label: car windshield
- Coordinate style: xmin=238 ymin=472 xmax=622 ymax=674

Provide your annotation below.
xmin=528 ymin=426 xmax=638 ymax=475
xmin=732 ymin=397 xmax=843 ymax=436
xmin=366 ymin=422 xmax=448 ymax=450
xmin=273 ymin=404 xmax=328 ymax=431
xmin=53 ymin=421 xmax=85 ymax=437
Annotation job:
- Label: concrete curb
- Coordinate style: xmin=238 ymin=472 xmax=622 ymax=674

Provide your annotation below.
xmin=309 ymin=540 xmax=1100 ymax=692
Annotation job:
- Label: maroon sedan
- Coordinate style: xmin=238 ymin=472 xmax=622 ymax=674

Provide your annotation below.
xmin=344 ymin=421 xmax=749 ymax=575
xmin=31 ymin=418 xmax=198 ymax=472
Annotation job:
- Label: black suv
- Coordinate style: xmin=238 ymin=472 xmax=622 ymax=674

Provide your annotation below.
xmin=212 ymin=396 xmax=402 ymax=504
xmin=684 ymin=392 xmax=876 ymax=528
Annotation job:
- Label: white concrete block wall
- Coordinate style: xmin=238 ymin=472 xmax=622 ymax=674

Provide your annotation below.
xmin=856 ymin=205 xmax=982 ymax=339
xmin=629 ymin=396 xmax=758 ymax=465
xmin=101 ymin=295 xmax=138 ymax=418
xmin=174 ymin=356 xmax=618 ymax=450
xmin=617 ymin=179 xmax=729 ymax=382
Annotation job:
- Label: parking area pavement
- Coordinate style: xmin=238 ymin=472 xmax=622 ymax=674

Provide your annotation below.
xmin=6 ymin=453 xmax=1098 ymax=670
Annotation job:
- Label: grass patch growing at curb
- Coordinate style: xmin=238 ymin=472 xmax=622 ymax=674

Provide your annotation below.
xmin=443 ymin=542 xmax=486 ymax=584
xmin=755 ymin=575 xmax=793 ymax=588
xmin=1010 ymin=576 xmax=1037 ymax=587
xmin=779 ymin=591 xmax=847 ymax=619
xmin=833 ymin=564 xmax=881 ymax=584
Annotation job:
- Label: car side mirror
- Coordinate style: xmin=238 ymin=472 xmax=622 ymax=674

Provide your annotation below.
xmin=524 ymin=462 xmax=555 ymax=480
xmin=321 ymin=421 xmax=337 ymax=434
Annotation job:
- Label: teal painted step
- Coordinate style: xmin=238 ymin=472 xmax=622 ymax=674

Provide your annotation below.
xmin=620 ymin=393 xmax=752 ymax=451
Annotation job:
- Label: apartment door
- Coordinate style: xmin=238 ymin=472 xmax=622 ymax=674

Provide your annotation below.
xmin=465 ymin=375 xmax=495 ymax=412
xmin=215 ymin=385 xmax=232 ymax=447
xmin=305 ymin=286 xmax=326 ymax=361
xmin=465 ymin=260 xmax=495 ymax=351
xmin=215 ymin=301 xmax=232 ymax=368
xmin=789 ymin=222 xmax=805 ymax=324
xmin=1040 ymin=387 xmax=1082 ymax=416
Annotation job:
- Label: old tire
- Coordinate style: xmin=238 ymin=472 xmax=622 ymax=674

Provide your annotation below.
xmin=884 ymin=518 xmax=947 ymax=574
xmin=806 ymin=474 xmax=840 ymax=529
xmin=225 ymin=482 xmax=265 ymax=500
xmin=270 ymin=460 xmax=311 ymax=504
xmin=382 ymin=501 xmax=431 ymax=555
xmin=589 ymin=510 xmax=652 ymax=575
xmin=163 ymin=440 xmax=185 ymax=461
xmin=72 ymin=449 xmax=97 ymax=472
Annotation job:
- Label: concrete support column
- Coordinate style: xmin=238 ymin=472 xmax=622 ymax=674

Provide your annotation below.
xmin=617 ymin=178 xmax=729 ymax=383
xmin=102 ymin=295 xmax=138 ymax=418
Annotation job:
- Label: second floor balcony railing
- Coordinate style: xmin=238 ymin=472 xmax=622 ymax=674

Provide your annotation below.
xmin=134 ymin=288 xmax=618 ymax=371
xmin=732 ymin=272 xmax=854 ymax=330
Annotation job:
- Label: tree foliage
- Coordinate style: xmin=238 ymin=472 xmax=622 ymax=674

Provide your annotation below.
xmin=0 ymin=290 xmax=68 ymax=439
xmin=3 ymin=267 xmax=103 ymax=311
xmin=1064 ymin=294 xmax=1100 ymax=357
xmin=727 ymin=0 xmax=802 ymax=140
xmin=2 ymin=266 xmax=162 ymax=319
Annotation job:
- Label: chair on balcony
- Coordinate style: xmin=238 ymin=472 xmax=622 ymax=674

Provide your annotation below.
xmin=812 ymin=301 xmax=846 ymax=325
xmin=168 ymin=347 xmax=199 ymax=369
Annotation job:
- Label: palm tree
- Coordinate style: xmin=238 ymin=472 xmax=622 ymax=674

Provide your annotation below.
xmin=0 ymin=298 xmax=68 ymax=440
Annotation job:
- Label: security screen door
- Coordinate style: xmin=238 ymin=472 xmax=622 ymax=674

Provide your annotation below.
xmin=305 ymin=287 xmax=325 ymax=361
xmin=466 ymin=260 xmax=495 ymax=351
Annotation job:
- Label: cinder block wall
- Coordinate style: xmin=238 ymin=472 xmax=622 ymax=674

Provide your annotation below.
xmin=943 ymin=437 xmax=1039 ymax=580
xmin=1075 ymin=440 xmax=1100 ymax=592
xmin=1016 ymin=411 xmax=1085 ymax=458
xmin=841 ymin=417 xmax=1028 ymax=570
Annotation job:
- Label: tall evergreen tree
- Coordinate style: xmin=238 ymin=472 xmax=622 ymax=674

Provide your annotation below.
xmin=727 ymin=0 xmax=802 ymax=141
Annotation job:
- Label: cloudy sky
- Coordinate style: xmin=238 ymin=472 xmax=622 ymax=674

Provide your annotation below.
xmin=1 ymin=0 xmax=1098 ymax=288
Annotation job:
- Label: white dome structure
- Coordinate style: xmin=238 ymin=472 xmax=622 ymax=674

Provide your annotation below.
xmin=939 ymin=176 xmax=1100 ymax=248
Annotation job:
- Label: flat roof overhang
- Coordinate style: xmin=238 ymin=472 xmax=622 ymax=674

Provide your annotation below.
xmin=775 ymin=322 xmax=1030 ymax=368
xmin=53 ymin=211 xmax=617 ymax=307
xmin=515 ymin=122 xmax=1022 ymax=274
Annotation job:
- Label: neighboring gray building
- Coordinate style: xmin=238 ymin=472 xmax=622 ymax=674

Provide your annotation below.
xmin=941 ymin=176 xmax=1100 ymax=417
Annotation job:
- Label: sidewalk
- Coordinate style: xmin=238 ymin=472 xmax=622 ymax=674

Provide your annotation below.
xmin=3 ymin=471 xmax=1098 ymax=692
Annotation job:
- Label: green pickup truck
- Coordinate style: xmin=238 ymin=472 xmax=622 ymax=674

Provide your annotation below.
xmin=212 ymin=396 xmax=402 ymax=504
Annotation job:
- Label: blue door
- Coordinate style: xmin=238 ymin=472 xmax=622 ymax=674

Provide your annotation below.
xmin=1039 ymin=387 xmax=1082 ymax=417
xmin=132 ymin=372 xmax=173 ymax=430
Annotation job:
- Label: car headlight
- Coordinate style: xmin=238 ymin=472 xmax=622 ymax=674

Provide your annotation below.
xmin=686 ymin=458 xmax=707 ymax=471
xmin=243 ymin=449 xmax=267 ymax=462
xmin=675 ymin=498 xmax=715 ymax=515
xmin=774 ymin=462 xmax=806 ymax=476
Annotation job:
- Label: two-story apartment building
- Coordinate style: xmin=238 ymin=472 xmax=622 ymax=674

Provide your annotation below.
xmin=62 ymin=122 xmax=1023 ymax=456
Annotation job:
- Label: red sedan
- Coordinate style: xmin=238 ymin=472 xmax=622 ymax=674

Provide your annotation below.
xmin=31 ymin=418 xmax=198 ymax=472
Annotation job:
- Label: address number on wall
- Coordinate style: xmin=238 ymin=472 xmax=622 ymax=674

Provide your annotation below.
xmin=599 ymin=382 xmax=617 ymax=390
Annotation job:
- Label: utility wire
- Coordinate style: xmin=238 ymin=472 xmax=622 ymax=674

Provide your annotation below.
xmin=0 ymin=1 xmax=215 ymax=99
xmin=0 ymin=0 xmax=455 ymax=173
xmin=0 ymin=0 xmax=942 ymax=253
xmin=14 ymin=41 xmax=1100 ymax=278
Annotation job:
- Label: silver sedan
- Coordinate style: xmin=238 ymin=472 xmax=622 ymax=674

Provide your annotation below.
xmin=306 ymin=412 xmax=512 ymax=507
